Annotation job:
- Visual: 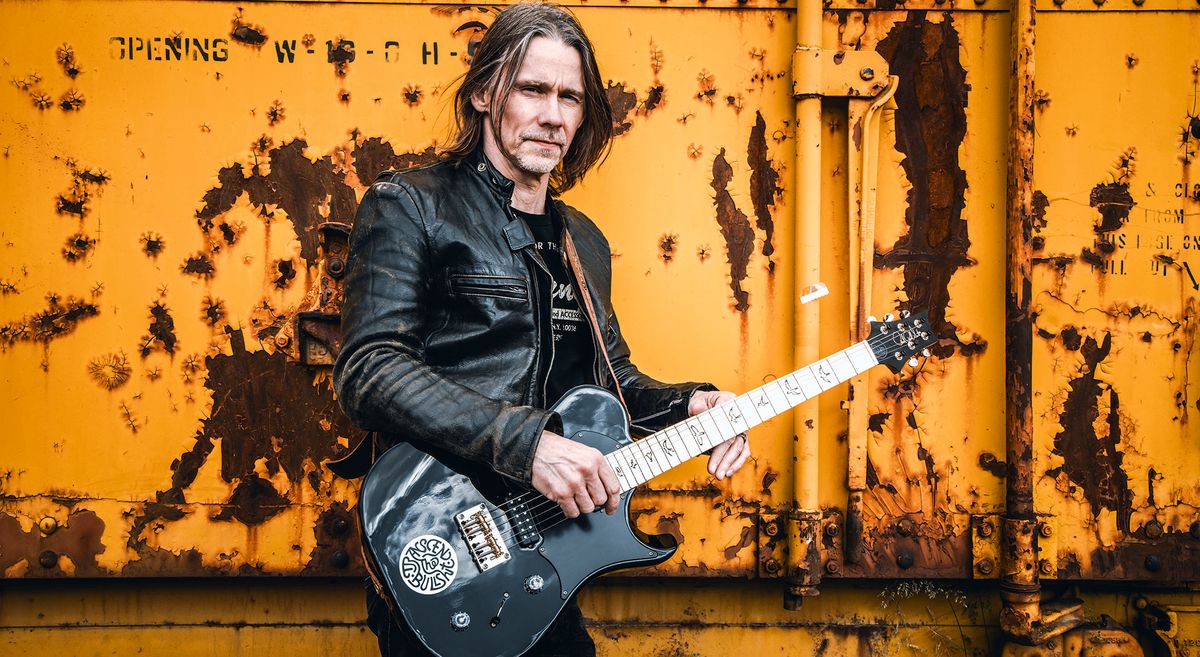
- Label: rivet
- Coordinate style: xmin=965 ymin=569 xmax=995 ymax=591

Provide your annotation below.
xmin=1039 ymin=523 xmax=1053 ymax=538
xmin=980 ymin=521 xmax=994 ymax=538
xmin=1039 ymin=560 xmax=1054 ymax=576
xmin=326 ymin=257 xmax=346 ymax=279
xmin=38 ymin=517 xmax=58 ymax=535
xmin=274 ymin=333 xmax=291 ymax=348
xmin=38 ymin=550 xmax=58 ymax=569
xmin=1144 ymin=554 xmax=1163 ymax=572
xmin=1093 ymin=0 xmax=1105 ymax=5
xmin=1144 ymin=520 xmax=1164 ymax=539
xmin=896 ymin=552 xmax=914 ymax=569
xmin=1052 ymin=0 xmax=1065 ymax=5
xmin=477 ymin=163 xmax=486 ymax=172
xmin=331 ymin=517 xmax=349 ymax=536
xmin=896 ymin=517 xmax=915 ymax=537
xmin=825 ymin=560 xmax=842 ymax=575
xmin=332 ymin=550 xmax=350 ymax=568
xmin=859 ymin=67 xmax=875 ymax=81
xmin=824 ymin=523 xmax=840 ymax=538
xmin=978 ymin=558 xmax=995 ymax=575
xmin=1132 ymin=0 xmax=1145 ymax=5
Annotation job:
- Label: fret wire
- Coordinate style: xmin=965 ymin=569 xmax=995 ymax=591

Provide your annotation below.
xmin=830 ymin=350 xmax=857 ymax=381
xmin=637 ymin=438 xmax=663 ymax=477
xmin=779 ymin=374 xmax=807 ymax=405
xmin=734 ymin=395 xmax=763 ymax=426
xmin=683 ymin=419 xmax=708 ymax=453
xmin=719 ymin=401 xmax=749 ymax=434
xmin=608 ymin=453 xmax=631 ymax=491
xmin=697 ymin=412 xmax=723 ymax=448
xmin=764 ymin=380 xmax=789 ymax=414
xmin=656 ymin=430 xmax=681 ymax=466
xmin=750 ymin=386 xmax=778 ymax=417
xmin=619 ymin=448 xmax=643 ymax=487
xmin=709 ymin=408 xmax=737 ymax=440
xmin=647 ymin=435 xmax=672 ymax=471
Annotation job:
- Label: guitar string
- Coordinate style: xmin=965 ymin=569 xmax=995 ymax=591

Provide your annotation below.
xmin=477 ymin=326 xmax=928 ymax=546
xmin=483 ymin=326 xmax=927 ymax=544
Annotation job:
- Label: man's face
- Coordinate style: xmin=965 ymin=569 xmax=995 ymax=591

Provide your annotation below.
xmin=474 ymin=36 xmax=586 ymax=186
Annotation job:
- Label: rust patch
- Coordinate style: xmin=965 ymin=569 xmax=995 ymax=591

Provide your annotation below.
xmin=1060 ymin=326 xmax=1082 ymax=351
xmin=867 ymin=412 xmax=890 ymax=433
xmin=761 ymin=469 xmax=778 ymax=495
xmin=876 ymin=13 xmax=980 ymax=359
xmin=0 ymin=510 xmax=106 ymax=576
xmin=140 ymin=232 xmax=165 ymax=258
xmin=54 ymin=161 xmax=109 ymax=219
xmin=328 ymin=37 xmax=354 ymax=77
xmin=182 ymin=253 xmax=215 ymax=278
xmin=1031 ymin=190 xmax=1049 ymax=250
xmin=58 ymin=90 xmax=85 ymax=111
xmin=87 ymin=351 xmax=131 ymax=390
xmin=747 ymin=111 xmax=780 ymax=269
xmin=230 ymin=10 xmax=268 ymax=47
xmin=643 ymin=85 xmax=664 ymax=113
xmin=212 ymin=476 xmax=289 ymax=524
xmin=402 ymin=85 xmax=423 ymax=106
xmin=62 ymin=233 xmax=95 ymax=262
xmin=141 ymin=302 xmax=177 ymax=356
xmin=1045 ymin=333 xmax=1133 ymax=532
xmin=302 ymin=502 xmax=362 ymax=574
xmin=0 ymin=293 xmax=100 ymax=349
xmin=711 ymin=149 xmax=754 ymax=312
xmin=606 ymin=82 xmax=637 ymax=137
xmin=1090 ymin=182 xmax=1134 ymax=233
xmin=196 ymin=139 xmax=360 ymax=267
xmin=658 ymin=233 xmax=678 ymax=262
xmin=1080 ymin=247 xmax=1105 ymax=268
xmin=655 ymin=512 xmax=686 ymax=545
xmin=274 ymin=258 xmax=297 ymax=289
xmin=978 ymin=451 xmax=1007 ymax=478
xmin=696 ymin=69 xmax=717 ymax=104
xmin=351 ymin=138 xmax=438 ymax=185
xmin=266 ymin=100 xmax=285 ymax=126
xmin=56 ymin=44 xmax=81 ymax=78
xmin=722 ymin=525 xmax=755 ymax=560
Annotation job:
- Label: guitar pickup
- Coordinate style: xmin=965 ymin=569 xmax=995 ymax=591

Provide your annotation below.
xmin=454 ymin=504 xmax=511 ymax=572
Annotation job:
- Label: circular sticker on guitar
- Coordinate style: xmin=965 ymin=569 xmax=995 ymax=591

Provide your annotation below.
xmin=399 ymin=535 xmax=458 ymax=595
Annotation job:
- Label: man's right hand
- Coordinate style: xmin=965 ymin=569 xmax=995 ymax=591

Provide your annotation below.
xmin=530 ymin=431 xmax=621 ymax=518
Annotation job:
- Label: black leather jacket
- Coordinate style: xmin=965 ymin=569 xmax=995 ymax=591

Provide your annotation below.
xmin=332 ymin=150 xmax=708 ymax=485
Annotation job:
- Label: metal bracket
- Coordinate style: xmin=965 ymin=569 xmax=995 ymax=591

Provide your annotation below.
xmin=971 ymin=515 xmax=1002 ymax=579
xmin=792 ymin=47 xmax=891 ymax=99
xmin=296 ymin=311 xmax=341 ymax=366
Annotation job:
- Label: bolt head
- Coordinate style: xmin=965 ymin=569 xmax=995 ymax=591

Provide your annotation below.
xmin=1039 ymin=523 xmax=1053 ymax=538
xmin=763 ymin=520 xmax=779 ymax=537
xmin=859 ymin=67 xmax=875 ymax=81
xmin=331 ymin=517 xmax=349 ymax=536
xmin=1039 ymin=560 xmax=1054 ymax=576
xmin=1144 ymin=521 xmax=1164 ymax=539
xmin=38 ymin=550 xmax=58 ymax=569
xmin=274 ymin=333 xmax=291 ymax=348
xmin=1145 ymin=555 xmax=1163 ymax=572
xmin=980 ymin=522 xmax=994 ymax=538
xmin=825 ymin=560 xmax=842 ymax=575
xmin=896 ymin=552 xmax=914 ymax=569
xmin=824 ymin=523 xmax=840 ymax=538
xmin=978 ymin=559 xmax=995 ymax=575
xmin=332 ymin=550 xmax=350 ymax=569
xmin=764 ymin=558 xmax=781 ymax=574
xmin=896 ymin=518 xmax=916 ymax=537
xmin=38 ymin=517 xmax=58 ymax=535
xmin=326 ymin=258 xmax=346 ymax=278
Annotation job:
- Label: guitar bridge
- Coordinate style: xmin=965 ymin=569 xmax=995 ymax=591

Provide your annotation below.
xmin=454 ymin=504 xmax=511 ymax=572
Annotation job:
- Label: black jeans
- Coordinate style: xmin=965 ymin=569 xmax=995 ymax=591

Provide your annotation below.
xmin=364 ymin=580 xmax=596 ymax=657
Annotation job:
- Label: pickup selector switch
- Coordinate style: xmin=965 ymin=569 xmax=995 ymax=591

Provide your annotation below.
xmin=524 ymin=575 xmax=544 ymax=594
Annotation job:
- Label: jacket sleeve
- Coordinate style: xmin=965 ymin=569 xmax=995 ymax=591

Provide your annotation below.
xmin=603 ymin=307 xmax=716 ymax=432
xmin=332 ymin=180 xmax=554 ymax=484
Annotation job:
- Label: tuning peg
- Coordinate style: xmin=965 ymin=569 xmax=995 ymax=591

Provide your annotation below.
xmin=921 ymin=349 xmax=930 ymax=357
xmin=901 ymin=310 xmax=911 ymax=318
xmin=884 ymin=313 xmax=895 ymax=322
xmin=908 ymin=357 xmax=919 ymax=368
xmin=867 ymin=315 xmax=878 ymax=323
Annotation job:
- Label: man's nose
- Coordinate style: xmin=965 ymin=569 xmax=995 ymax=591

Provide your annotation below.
xmin=538 ymin=95 xmax=565 ymax=127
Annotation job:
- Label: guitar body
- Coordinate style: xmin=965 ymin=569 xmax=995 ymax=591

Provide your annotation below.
xmin=358 ymin=386 xmax=678 ymax=657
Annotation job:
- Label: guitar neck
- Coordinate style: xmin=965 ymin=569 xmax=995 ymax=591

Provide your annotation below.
xmin=604 ymin=340 xmax=879 ymax=493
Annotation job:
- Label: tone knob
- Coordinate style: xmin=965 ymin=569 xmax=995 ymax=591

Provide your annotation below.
xmin=524 ymin=575 xmax=545 ymax=594
xmin=450 ymin=611 xmax=470 ymax=631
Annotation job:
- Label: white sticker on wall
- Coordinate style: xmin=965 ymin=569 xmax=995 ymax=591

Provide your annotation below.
xmin=399 ymin=535 xmax=458 ymax=595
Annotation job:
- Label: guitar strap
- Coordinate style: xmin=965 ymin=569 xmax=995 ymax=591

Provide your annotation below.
xmin=561 ymin=226 xmax=628 ymax=413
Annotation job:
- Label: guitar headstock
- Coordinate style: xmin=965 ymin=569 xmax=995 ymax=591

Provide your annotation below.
xmin=866 ymin=310 xmax=937 ymax=373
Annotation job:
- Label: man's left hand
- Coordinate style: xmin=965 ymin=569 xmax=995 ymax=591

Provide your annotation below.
xmin=688 ymin=390 xmax=751 ymax=481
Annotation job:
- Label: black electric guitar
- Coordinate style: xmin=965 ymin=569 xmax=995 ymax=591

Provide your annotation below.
xmin=358 ymin=312 xmax=935 ymax=657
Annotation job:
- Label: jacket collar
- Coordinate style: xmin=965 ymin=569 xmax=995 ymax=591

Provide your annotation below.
xmin=466 ymin=148 xmax=516 ymax=199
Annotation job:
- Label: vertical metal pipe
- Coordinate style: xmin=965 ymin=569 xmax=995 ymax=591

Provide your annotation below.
xmin=1002 ymin=0 xmax=1042 ymax=638
xmin=786 ymin=0 xmax=825 ymax=610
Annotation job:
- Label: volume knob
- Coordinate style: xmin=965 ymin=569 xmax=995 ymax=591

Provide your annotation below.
xmin=524 ymin=575 xmax=545 ymax=594
xmin=450 ymin=611 xmax=470 ymax=631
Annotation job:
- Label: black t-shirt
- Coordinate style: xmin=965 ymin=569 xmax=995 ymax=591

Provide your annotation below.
xmin=512 ymin=206 xmax=596 ymax=406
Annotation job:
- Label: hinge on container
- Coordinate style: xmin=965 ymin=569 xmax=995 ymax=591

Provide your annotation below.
xmin=792 ymin=47 xmax=891 ymax=99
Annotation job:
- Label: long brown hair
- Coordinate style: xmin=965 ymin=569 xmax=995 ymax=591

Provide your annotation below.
xmin=442 ymin=3 xmax=613 ymax=193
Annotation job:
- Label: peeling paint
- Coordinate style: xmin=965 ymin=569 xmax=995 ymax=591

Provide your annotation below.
xmin=230 ymin=10 xmax=267 ymax=47
xmin=711 ymin=150 xmax=754 ymax=312
xmin=274 ymin=258 xmax=297 ymax=289
xmin=1046 ymin=333 xmax=1133 ymax=532
xmin=0 ymin=293 xmax=100 ymax=349
xmin=140 ymin=232 xmax=165 ymax=258
xmin=606 ymin=82 xmax=637 ymax=137
xmin=876 ymin=13 xmax=980 ymax=359
xmin=87 ymin=351 xmax=131 ymax=390
xmin=747 ymin=111 xmax=780 ymax=269
xmin=141 ymin=302 xmax=177 ymax=357
xmin=62 ymin=233 xmax=95 ymax=262
xmin=351 ymin=138 xmax=438 ymax=185
xmin=1090 ymin=182 xmax=1134 ymax=233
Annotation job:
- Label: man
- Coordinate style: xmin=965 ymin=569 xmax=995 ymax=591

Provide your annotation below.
xmin=333 ymin=4 xmax=750 ymax=655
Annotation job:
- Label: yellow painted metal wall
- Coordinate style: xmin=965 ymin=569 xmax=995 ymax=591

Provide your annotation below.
xmin=1 ymin=0 xmax=1199 ymax=654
